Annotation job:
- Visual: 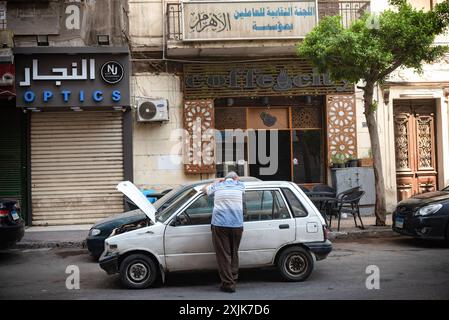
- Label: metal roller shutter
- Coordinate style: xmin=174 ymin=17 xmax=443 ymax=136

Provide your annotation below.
xmin=0 ymin=107 xmax=27 ymax=220
xmin=31 ymin=111 xmax=125 ymax=226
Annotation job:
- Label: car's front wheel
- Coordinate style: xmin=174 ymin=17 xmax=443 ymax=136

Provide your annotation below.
xmin=119 ymin=253 xmax=158 ymax=289
xmin=277 ymin=247 xmax=314 ymax=282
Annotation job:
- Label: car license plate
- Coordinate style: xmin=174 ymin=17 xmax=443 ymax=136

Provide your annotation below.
xmin=395 ymin=217 xmax=404 ymax=229
xmin=11 ymin=210 xmax=19 ymax=221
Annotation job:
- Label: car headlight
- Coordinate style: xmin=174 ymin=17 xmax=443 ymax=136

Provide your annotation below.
xmin=106 ymin=242 xmax=118 ymax=252
xmin=414 ymin=204 xmax=443 ymax=216
xmin=90 ymin=228 xmax=101 ymax=236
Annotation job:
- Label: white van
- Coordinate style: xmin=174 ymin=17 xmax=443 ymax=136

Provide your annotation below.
xmin=99 ymin=181 xmax=332 ymax=289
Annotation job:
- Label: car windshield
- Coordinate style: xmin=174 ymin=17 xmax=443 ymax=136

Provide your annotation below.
xmin=156 ymin=188 xmax=198 ymax=223
xmin=152 ymin=186 xmax=185 ymax=210
xmin=443 ymin=186 xmax=449 ymax=191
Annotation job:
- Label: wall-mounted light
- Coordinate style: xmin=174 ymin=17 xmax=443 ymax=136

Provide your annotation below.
xmin=226 ymin=98 xmax=234 ymax=107
xmin=36 ymin=35 xmax=49 ymax=46
xmin=71 ymin=107 xmax=83 ymax=112
xmin=27 ymin=107 xmax=41 ymax=112
xmin=305 ymin=95 xmax=312 ymax=105
xmin=261 ymin=96 xmax=269 ymax=106
xmin=97 ymin=35 xmax=110 ymax=45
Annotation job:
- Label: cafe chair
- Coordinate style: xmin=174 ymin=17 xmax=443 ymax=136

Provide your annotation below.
xmin=329 ymin=190 xmax=365 ymax=231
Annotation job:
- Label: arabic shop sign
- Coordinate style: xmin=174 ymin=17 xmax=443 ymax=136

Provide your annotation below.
xmin=183 ymin=0 xmax=317 ymax=41
xmin=14 ymin=50 xmax=130 ymax=108
xmin=183 ymin=61 xmax=354 ymax=99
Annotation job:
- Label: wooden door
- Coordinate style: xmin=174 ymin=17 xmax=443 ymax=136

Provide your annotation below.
xmin=393 ymin=99 xmax=438 ymax=201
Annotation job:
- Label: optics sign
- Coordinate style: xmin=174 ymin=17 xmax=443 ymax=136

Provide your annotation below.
xmin=14 ymin=48 xmax=130 ymax=108
xmin=182 ymin=0 xmax=317 ymax=41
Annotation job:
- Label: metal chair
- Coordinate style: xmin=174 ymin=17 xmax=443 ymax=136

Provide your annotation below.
xmin=329 ymin=190 xmax=365 ymax=231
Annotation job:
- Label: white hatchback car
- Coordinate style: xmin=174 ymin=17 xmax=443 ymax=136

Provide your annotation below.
xmin=99 ymin=180 xmax=332 ymax=289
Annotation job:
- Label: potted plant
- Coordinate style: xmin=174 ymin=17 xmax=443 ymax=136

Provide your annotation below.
xmin=346 ymin=155 xmax=359 ymax=167
xmin=359 ymin=149 xmax=374 ymax=167
xmin=331 ymin=154 xmax=346 ymax=168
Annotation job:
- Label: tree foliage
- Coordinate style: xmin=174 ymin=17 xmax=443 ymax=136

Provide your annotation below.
xmin=297 ymin=0 xmax=449 ymax=87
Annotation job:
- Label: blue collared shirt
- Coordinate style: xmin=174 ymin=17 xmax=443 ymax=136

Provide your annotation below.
xmin=207 ymin=179 xmax=245 ymax=228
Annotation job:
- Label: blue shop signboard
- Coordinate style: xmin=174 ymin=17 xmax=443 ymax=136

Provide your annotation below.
xmin=14 ymin=47 xmax=130 ymax=108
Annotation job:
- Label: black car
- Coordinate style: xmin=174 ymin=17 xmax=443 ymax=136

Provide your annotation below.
xmin=393 ymin=186 xmax=449 ymax=241
xmin=86 ymin=177 xmax=260 ymax=259
xmin=0 ymin=199 xmax=25 ymax=249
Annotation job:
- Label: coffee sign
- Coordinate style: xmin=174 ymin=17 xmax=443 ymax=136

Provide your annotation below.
xmin=183 ymin=61 xmax=354 ymax=99
xmin=14 ymin=48 xmax=130 ymax=108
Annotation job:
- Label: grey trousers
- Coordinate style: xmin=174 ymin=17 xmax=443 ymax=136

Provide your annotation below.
xmin=211 ymin=225 xmax=243 ymax=289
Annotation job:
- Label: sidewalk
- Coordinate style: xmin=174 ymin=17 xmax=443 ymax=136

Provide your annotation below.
xmin=11 ymin=215 xmax=397 ymax=249
xmin=328 ymin=214 xmax=396 ymax=240
xmin=14 ymin=225 xmax=91 ymax=249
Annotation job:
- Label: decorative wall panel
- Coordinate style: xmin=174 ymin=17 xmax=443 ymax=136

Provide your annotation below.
xmin=215 ymin=107 xmax=246 ymax=130
xmin=326 ymin=95 xmax=357 ymax=161
xmin=183 ymin=99 xmax=215 ymax=174
xmin=292 ymin=106 xmax=322 ymax=129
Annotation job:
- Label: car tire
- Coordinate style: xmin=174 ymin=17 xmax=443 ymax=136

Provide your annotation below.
xmin=277 ymin=246 xmax=314 ymax=282
xmin=119 ymin=254 xmax=158 ymax=289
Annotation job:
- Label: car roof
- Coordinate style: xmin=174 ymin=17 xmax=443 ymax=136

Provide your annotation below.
xmin=194 ymin=180 xmax=294 ymax=189
xmin=182 ymin=176 xmax=261 ymax=188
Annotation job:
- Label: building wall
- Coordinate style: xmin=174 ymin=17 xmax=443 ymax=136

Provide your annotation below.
xmin=129 ymin=0 xmax=163 ymax=49
xmin=8 ymin=0 xmax=128 ymax=47
xmin=131 ymin=73 xmax=211 ymax=191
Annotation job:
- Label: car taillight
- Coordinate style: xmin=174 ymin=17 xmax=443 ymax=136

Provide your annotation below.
xmin=0 ymin=209 xmax=9 ymax=217
xmin=323 ymin=226 xmax=330 ymax=240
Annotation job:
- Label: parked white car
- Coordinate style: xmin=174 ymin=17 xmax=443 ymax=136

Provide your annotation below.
xmin=99 ymin=180 xmax=332 ymax=289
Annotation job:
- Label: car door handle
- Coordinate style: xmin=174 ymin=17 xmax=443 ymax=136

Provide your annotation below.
xmin=279 ymin=224 xmax=290 ymax=229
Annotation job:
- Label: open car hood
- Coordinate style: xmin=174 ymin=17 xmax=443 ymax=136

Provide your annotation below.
xmin=117 ymin=181 xmax=156 ymax=223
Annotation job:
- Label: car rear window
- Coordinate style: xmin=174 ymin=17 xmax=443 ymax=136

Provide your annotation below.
xmin=281 ymin=188 xmax=308 ymax=217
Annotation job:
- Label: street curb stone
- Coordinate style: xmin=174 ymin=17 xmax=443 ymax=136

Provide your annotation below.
xmin=329 ymin=228 xmax=397 ymax=240
xmin=11 ymin=229 xmax=397 ymax=249
xmin=13 ymin=240 xmax=87 ymax=249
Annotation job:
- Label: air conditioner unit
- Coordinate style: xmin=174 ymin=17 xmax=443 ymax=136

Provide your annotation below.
xmin=136 ymin=98 xmax=169 ymax=122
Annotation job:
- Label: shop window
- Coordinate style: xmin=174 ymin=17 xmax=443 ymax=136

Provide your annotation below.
xmin=215 ymin=130 xmax=247 ymax=178
xmin=292 ymin=130 xmax=325 ymax=184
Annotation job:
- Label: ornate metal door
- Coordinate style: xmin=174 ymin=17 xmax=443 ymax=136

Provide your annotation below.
xmin=393 ymin=99 xmax=437 ymax=201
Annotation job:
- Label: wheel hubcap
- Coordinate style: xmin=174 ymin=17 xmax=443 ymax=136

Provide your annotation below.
xmin=128 ymin=262 xmax=149 ymax=283
xmin=286 ymin=254 xmax=307 ymax=276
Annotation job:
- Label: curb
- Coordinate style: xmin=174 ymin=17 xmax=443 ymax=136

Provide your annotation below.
xmin=13 ymin=240 xmax=87 ymax=249
xmin=11 ymin=229 xmax=397 ymax=249
xmin=329 ymin=228 xmax=397 ymax=240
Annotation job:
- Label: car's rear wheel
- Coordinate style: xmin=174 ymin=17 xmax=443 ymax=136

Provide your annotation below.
xmin=277 ymin=247 xmax=314 ymax=282
xmin=119 ymin=254 xmax=158 ymax=289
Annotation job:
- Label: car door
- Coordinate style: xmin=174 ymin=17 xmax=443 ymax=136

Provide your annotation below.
xmin=164 ymin=194 xmax=216 ymax=272
xmin=239 ymin=188 xmax=296 ymax=267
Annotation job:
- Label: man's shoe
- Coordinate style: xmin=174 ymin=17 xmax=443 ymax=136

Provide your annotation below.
xmin=220 ymin=286 xmax=236 ymax=293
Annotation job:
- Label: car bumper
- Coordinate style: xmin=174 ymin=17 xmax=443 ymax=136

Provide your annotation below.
xmin=393 ymin=214 xmax=448 ymax=240
xmin=86 ymin=236 xmax=106 ymax=258
xmin=0 ymin=223 xmax=25 ymax=246
xmin=99 ymin=252 xmax=119 ymax=275
xmin=304 ymin=240 xmax=333 ymax=261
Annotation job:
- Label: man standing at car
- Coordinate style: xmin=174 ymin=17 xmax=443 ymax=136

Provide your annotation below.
xmin=202 ymin=171 xmax=245 ymax=293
